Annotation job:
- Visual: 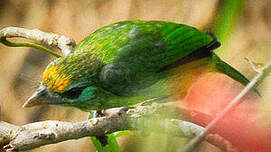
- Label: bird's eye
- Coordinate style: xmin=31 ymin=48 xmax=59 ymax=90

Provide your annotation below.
xmin=61 ymin=87 xmax=85 ymax=99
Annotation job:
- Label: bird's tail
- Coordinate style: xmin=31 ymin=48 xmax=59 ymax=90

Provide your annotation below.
xmin=205 ymin=32 xmax=255 ymax=91
xmin=211 ymin=53 xmax=250 ymax=86
xmin=211 ymin=54 xmax=261 ymax=95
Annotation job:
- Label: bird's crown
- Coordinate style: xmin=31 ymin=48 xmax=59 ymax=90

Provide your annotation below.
xmin=42 ymin=64 xmax=71 ymax=92
xmin=41 ymin=52 xmax=102 ymax=93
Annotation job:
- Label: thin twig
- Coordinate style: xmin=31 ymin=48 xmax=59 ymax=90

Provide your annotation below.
xmin=0 ymin=27 xmax=76 ymax=56
xmin=182 ymin=60 xmax=271 ymax=152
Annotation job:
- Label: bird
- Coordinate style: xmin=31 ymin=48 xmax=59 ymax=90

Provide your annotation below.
xmin=22 ymin=20 xmax=251 ymax=111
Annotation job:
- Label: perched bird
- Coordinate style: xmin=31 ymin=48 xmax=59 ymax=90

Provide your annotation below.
xmin=23 ymin=20 xmax=250 ymax=111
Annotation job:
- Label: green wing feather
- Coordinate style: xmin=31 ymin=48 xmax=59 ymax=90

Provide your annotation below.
xmin=75 ymin=20 xmax=216 ymax=96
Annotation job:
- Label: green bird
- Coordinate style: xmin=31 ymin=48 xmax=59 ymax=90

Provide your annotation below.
xmin=23 ymin=20 xmax=250 ymax=111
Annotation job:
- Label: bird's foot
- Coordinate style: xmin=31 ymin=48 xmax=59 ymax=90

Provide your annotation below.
xmin=89 ymin=110 xmax=106 ymax=119
xmin=104 ymin=106 xmax=129 ymax=117
xmin=89 ymin=107 xmax=129 ymax=119
xmin=89 ymin=107 xmax=129 ymax=146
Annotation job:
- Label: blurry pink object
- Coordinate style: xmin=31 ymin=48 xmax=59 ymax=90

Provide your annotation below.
xmin=183 ymin=72 xmax=271 ymax=152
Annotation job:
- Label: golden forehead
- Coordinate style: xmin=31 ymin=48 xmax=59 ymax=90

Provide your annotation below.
xmin=43 ymin=65 xmax=71 ymax=92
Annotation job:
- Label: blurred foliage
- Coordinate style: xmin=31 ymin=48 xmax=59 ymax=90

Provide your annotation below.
xmin=91 ymin=131 xmax=133 ymax=152
xmin=0 ymin=0 xmax=270 ymax=152
xmin=214 ymin=0 xmax=245 ymax=55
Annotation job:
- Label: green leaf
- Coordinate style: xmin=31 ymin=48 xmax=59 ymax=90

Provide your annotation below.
xmin=88 ymin=112 xmax=94 ymax=119
xmin=107 ymin=134 xmax=121 ymax=152
xmin=90 ymin=131 xmax=133 ymax=152
xmin=213 ymin=0 xmax=246 ymax=56
xmin=91 ymin=137 xmax=104 ymax=152
xmin=112 ymin=130 xmax=134 ymax=138
xmin=0 ymin=38 xmax=61 ymax=57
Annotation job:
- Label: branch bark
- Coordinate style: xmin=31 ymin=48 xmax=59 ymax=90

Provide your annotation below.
xmin=0 ymin=27 xmax=76 ymax=56
xmin=0 ymin=103 xmax=236 ymax=152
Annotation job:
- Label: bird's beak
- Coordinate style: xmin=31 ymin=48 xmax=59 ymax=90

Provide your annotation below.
xmin=23 ymin=85 xmax=49 ymax=108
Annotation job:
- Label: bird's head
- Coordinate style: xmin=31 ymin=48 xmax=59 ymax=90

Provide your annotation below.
xmin=23 ymin=52 xmax=106 ymax=111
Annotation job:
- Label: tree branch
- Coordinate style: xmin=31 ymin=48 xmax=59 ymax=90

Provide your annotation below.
xmin=0 ymin=27 xmax=76 ymax=56
xmin=0 ymin=103 xmax=236 ymax=152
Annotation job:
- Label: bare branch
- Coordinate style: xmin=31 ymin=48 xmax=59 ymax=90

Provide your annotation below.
xmin=0 ymin=103 xmax=235 ymax=152
xmin=182 ymin=60 xmax=271 ymax=152
xmin=0 ymin=27 xmax=76 ymax=56
xmin=244 ymin=57 xmax=263 ymax=73
xmin=0 ymin=122 xmax=21 ymax=146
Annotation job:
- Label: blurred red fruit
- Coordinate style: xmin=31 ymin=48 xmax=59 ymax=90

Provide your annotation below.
xmin=183 ymin=72 xmax=271 ymax=152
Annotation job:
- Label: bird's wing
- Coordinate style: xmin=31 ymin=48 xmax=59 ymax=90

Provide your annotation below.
xmin=75 ymin=20 xmax=217 ymax=96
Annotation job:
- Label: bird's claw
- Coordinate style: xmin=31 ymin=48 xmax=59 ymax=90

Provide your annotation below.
xmin=90 ymin=110 xmax=106 ymax=119
xmin=89 ymin=107 xmax=129 ymax=119
xmin=103 ymin=106 xmax=129 ymax=117
xmin=119 ymin=106 xmax=129 ymax=113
